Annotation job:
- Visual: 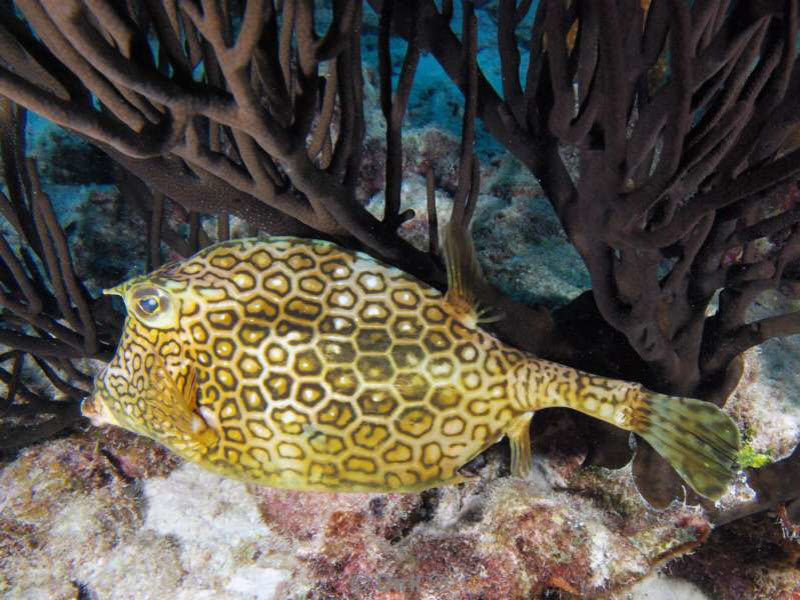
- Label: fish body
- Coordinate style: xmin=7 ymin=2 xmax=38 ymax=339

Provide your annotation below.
xmin=85 ymin=232 xmax=740 ymax=499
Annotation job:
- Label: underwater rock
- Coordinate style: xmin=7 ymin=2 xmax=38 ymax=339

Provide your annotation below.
xmin=0 ymin=430 xmax=726 ymax=599
xmin=0 ymin=429 xmax=170 ymax=596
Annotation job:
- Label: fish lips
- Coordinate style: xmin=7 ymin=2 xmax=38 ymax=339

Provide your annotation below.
xmin=81 ymin=385 xmax=119 ymax=427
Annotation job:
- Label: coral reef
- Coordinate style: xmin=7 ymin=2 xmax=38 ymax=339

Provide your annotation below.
xmin=0 ymin=433 xmax=719 ymax=598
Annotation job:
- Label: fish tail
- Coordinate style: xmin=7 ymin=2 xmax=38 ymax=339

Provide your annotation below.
xmin=628 ymin=392 xmax=741 ymax=501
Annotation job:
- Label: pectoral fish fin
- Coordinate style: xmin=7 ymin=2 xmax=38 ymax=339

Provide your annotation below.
xmin=160 ymin=361 xmax=219 ymax=450
xmin=442 ymin=220 xmax=502 ymax=325
xmin=507 ymin=412 xmax=534 ymax=477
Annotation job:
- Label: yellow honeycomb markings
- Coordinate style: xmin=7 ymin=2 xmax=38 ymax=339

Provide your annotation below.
xmin=356 ymin=272 xmax=386 ymax=293
xmin=265 ymin=373 xmax=293 ymax=399
xmin=214 ymin=367 xmax=236 ymax=389
xmin=357 ymin=389 xmax=399 ymax=416
xmin=503 ymin=350 xmax=523 ymax=365
xmin=472 ymin=423 xmax=490 ymax=442
xmin=242 ymin=386 xmax=267 ymax=410
xmin=356 ymin=356 xmax=394 ymax=382
xmin=309 ymin=432 xmax=346 ymax=455
xmin=244 ymin=297 xmax=279 ymax=320
xmin=391 ymin=316 xmax=424 ymax=339
xmin=160 ymin=340 xmax=180 ymax=356
xmin=484 ymin=355 xmax=504 ymax=375
xmin=297 ymin=382 xmax=326 ymax=407
xmin=287 ymin=252 xmax=315 ymax=272
xmin=220 ymin=398 xmax=240 ymax=420
xmin=239 ymin=325 xmax=268 ymax=346
xmin=488 ymin=383 xmax=506 ymax=400
xmin=396 ymin=406 xmax=435 ymax=437
xmin=422 ymin=442 xmax=442 ymax=467
xmin=232 ymin=272 xmax=255 ymax=291
xmin=183 ymin=262 xmax=202 ymax=274
xmin=265 ymin=343 xmax=288 ymax=366
xmin=327 ymin=288 xmax=356 ymax=309
xmin=383 ymin=441 xmax=413 ymax=463
xmin=223 ymin=447 xmax=241 ymax=464
xmin=271 ymin=406 xmax=309 ymax=434
xmin=285 ymin=297 xmax=323 ymax=321
xmin=462 ymin=370 xmax=482 ymax=390
xmin=293 ymin=349 xmax=323 ymax=376
xmin=237 ymin=355 xmax=263 ymax=377
xmin=442 ymin=416 xmax=466 ymax=436
xmin=351 ymin=422 xmax=390 ymax=449
xmin=430 ymin=385 xmax=461 ymax=410
xmin=355 ymin=328 xmax=392 ymax=352
xmin=391 ymin=344 xmax=425 ymax=369
xmin=247 ymin=420 xmax=274 ymax=440
xmin=321 ymin=259 xmax=352 ymax=280
xmin=276 ymin=320 xmax=314 ymax=344
xmin=359 ymin=301 xmax=390 ymax=323
xmin=317 ymin=400 xmax=356 ymax=428
xmin=277 ymin=442 xmax=304 ymax=459
xmin=455 ymin=342 xmax=479 ymax=363
xmin=385 ymin=473 xmax=404 ymax=489
xmin=427 ymin=357 xmax=454 ymax=380
xmin=223 ymin=426 xmax=245 ymax=443
xmin=391 ymin=288 xmax=420 ymax=308
xmin=325 ymin=367 xmax=359 ymax=395
xmin=208 ymin=309 xmax=237 ymax=330
xmin=211 ymin=254 xmax=237 ymax=269
xmin=422 ymin=305 xmax=447 ymax=324
xmin=310 ymin=243 xmax=334 ymax=256
xmin=319 ymin=315 xmax=356 ymax=335
xmin=249 ymin=250 xmax=273 ymax=269
xmin=424 ymin=330 xmax=452 ymax=353
xmin=319 ymin=340 xmax=356 ymax=363
xmin=264 ymin=272 xmax=291 ymax=296
xmin=213 ymin=338 xmax=234 ymax=359
xmin=468 ymin=399 xmax=489 ymax=416
xmin=299 ymin=275 xmax=326 ymax=295
xmin=248 ymin=446 xmax=272 ymax=465
xmin=238 ymin=451 xmax=263 ymax=470
xmin=394 ymin=373 xmax=430 ymax=403
xmin=345 ymin=456 xmax=377 ymax=474
xmin=309 ymin=462 xmax=338 ymax=484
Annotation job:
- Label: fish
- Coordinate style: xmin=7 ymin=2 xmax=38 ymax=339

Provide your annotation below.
xmin=83 ymin=224 xmax=741 ymax=499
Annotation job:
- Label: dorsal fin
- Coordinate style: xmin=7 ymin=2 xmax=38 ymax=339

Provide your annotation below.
xmin=442 ymin=220 xmax=501 ymax=327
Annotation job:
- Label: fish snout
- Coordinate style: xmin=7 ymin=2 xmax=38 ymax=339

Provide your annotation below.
xmin=81 ymin=388 xmax=119 ymax=427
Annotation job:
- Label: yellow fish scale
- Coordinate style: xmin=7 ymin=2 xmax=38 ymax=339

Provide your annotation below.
xmin=85 ymin=236 xmax=741 ymax=499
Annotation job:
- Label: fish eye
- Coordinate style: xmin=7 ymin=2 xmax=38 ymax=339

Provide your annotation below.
xmin=130 ymin=285 xmax=172 ymax=324
xmin=138 ymin=296 xmax=160 ymax=315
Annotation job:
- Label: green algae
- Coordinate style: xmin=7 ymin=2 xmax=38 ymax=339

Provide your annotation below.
xmin=736 ymin=445 xmax=772 ymax=469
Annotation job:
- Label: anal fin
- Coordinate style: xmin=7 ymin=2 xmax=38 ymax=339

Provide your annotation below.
xmin=507 ymin=412 xmax=534 ymax=477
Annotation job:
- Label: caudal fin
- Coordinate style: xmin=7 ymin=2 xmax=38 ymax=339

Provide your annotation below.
xmin=632 ymin=394 xmax=741 ymax=501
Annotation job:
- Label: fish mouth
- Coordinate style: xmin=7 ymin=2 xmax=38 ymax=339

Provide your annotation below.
xmin=81 ymin=389 xmax=119 ymax=427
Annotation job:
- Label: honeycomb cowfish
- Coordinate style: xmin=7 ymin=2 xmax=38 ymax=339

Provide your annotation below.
xmin=84 ymin=225 xmax=740 ymax=500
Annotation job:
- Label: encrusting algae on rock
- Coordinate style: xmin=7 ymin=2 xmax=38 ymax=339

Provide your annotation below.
xmin=83 ymin=223 xmax=741 ymax=499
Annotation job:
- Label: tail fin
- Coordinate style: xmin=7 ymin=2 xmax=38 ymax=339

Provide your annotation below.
xmin=632 ymin=393 xmax=741 ymax=501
